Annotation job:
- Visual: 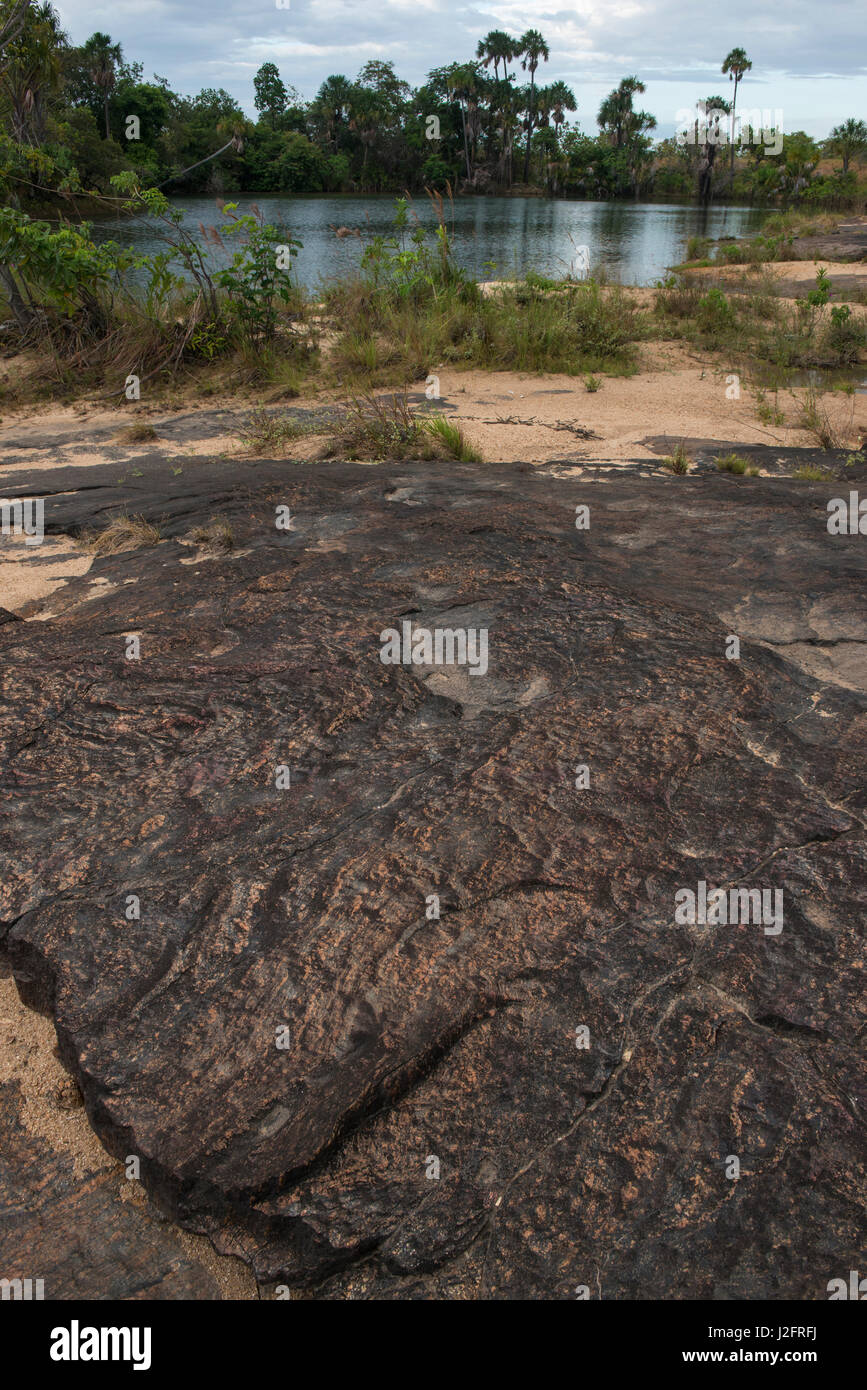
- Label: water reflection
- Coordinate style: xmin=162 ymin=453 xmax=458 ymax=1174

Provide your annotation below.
xmin=90 ymin=195 xmax=766 ymax=289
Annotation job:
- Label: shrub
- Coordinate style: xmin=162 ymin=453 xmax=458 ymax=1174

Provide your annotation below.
xmin=715 ymin=452 xmax=758 ymax=475
xmin=661 ymin=443 xmax=690 ymax=473
xmin=697 ymin=288 xmax=735 ymax=334
xmin=828 ymin=304 xmax=866 ymax=365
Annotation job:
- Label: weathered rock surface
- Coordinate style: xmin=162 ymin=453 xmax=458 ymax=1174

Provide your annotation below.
xmin=790 ymin=216 xmax=867 ymax=264
xmin=1 ymin=451 xmax=864 ymax=1298
xmin=0 ymin=976 xmax=238 ymax=1299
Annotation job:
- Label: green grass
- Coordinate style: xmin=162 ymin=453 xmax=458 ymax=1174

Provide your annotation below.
xmin=661 ymin=443 xmax=690 ymax=473
xmin=240 ymin=408 xmax=319 ymax=454
xmin=325 ymin=274 xmax=640 ymax=389
xmin=715 ymin=452 xmax=759 ymax=476
xmin=424 ymin=414 xmax=483 ymax=462
xmin=326 ymin=391 xmax=482 ymax=462
xmin=652 ymin=268 xmax=866 ymax=371
xmin=793 ymin=465 xmax=835 ymax=481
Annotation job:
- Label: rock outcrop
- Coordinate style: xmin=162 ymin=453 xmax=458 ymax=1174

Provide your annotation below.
xmin=1 ymin=449 xmax=864 ymax=1298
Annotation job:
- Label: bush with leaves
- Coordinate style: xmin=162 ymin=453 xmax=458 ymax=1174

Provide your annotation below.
xmin=212 ymin=203 xmax=300 ymax=341
xmin=360 ymin=193 xmax=469 ymax=304
xmin=0 ymin=203 xmax=122 ymax=333
xmin=828 ymin=303 xmax=866 ymax=365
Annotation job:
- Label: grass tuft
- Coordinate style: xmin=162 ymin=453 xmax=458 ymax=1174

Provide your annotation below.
xmin=79 ymin=513 xmax=161 ymax=554
xmin=190 ymin=518 xmax=235 ymax=551
xmin=115 ymin=423 xmax=158 ymax=444
xmin=715 ymin=452 xmax=759 ymax=475
xmin=661 ymin=442 xmax=690 ymax=473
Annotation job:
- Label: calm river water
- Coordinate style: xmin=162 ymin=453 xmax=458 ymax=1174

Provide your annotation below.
xmin=90 ymin=195 xmax=766 ymax=290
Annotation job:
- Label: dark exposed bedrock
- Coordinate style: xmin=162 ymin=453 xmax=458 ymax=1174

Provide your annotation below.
xmin=1 ymin=455 xmax=864 ymax=1298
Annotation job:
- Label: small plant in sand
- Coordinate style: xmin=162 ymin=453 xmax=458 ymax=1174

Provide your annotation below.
xmin=697 ymin=288 xmax=736 ymax=335
xmin=654 ymin=274 xmax=701 ymax=320
xmin=584 ymin=374 xmax=601 ymax=392
xmin=754 ymin=387 xmax=786 ymax=428
xmin=79 ymin=514 xmax=161 ymax=554
xmin=661 ymin=443 xmax=690 ymax=473
xmin=424 ymin=414 xmax=483 ymax=463
xmin=798 ymin=385 xmax=844 ymax=451
xmin=328 ymin=391 xmax=481 ymax=462
xmin=115 ymin=423 xmax=158 ymax=444
xmin=827 ymin=304 xmax=866 ymax=366
xmin=806 ymin=266 xmax=832 ymax=308
xmin=685 ymin=235 xmax=712 ymax=262
xmin=715 ymin=453 xmax=758 ymax=475
xmin=241 ymin=408 xmax=316 ymax=454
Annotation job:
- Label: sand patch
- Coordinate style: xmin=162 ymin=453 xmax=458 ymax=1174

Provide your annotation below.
xmin=0 ymin=534 xmax=92 ymax=610
xmin=411 ymin=343 xmax=866 ymax=464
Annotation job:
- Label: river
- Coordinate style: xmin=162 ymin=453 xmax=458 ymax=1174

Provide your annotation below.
xmin=88 ymin=195 xmax=766 ymax=290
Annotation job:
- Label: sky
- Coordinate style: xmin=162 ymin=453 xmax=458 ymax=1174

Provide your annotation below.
xmin=53 ymin=0 xmax=867 ymax=140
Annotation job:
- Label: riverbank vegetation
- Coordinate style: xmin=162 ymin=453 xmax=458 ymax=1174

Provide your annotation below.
xmin=0 ymin=187 xmax=643 ymax=396
xmin=654 ymin=264 xmax=867 ymax=369
xmin=1 ymin=183 xmax=863 ymax=471
xmin=0 ymin=2 xmax=864 ymax=213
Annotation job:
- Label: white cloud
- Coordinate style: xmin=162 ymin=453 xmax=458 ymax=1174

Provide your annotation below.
xmin=51 ymin=0 xmax=867 ymax=135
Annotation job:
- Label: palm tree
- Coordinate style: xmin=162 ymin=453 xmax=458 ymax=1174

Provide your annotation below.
xmin=347 ymin=85 xmax=382 ymax=175
xmin=695 ymin=96 xmax=731 ymax=204
xmin=825 ymin=118 xmax=867 ymax=175
xmin=487 ymin=76 xmax=519 ymax=186
xmin=475 ymin=30 xmax=514 ymax=83
xmin=0 ymin=0 xmax=30 ymax=72
xmin=721 ymin=47 xmax=752 ymax=176
xmin=597 ymin=76 xmax=646 ymax=149
xmin=314 ymin=73 xmax=354 ymax=150
xmin=82 ymin=31 xmax=122 ymax=139
xmin=446 ymin=62 xmax=484 ymax=182
xmin=0 ymin=1 xmax=65 ymax=144
xmin=548 ymin=79 xmax=576 ymax=143
xmin=519 ymin=28 xmax=549 ymax=182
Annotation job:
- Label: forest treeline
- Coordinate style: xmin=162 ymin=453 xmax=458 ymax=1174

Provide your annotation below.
xmin=1 ymin=1 xmax=865 ymax=210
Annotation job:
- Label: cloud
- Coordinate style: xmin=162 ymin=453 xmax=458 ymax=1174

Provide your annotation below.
xmin=52 ymin=0 xmax=867 ymax=135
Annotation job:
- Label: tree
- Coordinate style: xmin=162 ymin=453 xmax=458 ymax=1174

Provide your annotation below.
xmin=825 ymin=118 xmax=867 ymax=175
xmin=721 ymin=47 xmax=752 ymax=176
xmin=253 ymin=61 xmax=287 ymax=130
xmin=598 ymin=76 xmax=647 ymax=149
xmin=443 ymin=61 xmax=484 ymax=183
xmin=693 ymin=96 xmax=731 ymax=205
xmin=0 ymin=0 xmax=30 ymax=70
xmin=780 ymin=131 xmax=820 ymax=202
xmin=597 ymin=77 xmax=656 ymax=194
xmin=476 ymin=30 xmax=516 ymax=82
xmin=0 ymin=1 xmax=66 ymax=144
xmin=519 ymin=28 xmax=549 ymax=182
xmin=547 ymin=79 xmax=576 ymax=142
xmin=312 ymin=73 xmax=354 ymax=151
xmin=82 ymin=32 xmax=121 ymax=138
